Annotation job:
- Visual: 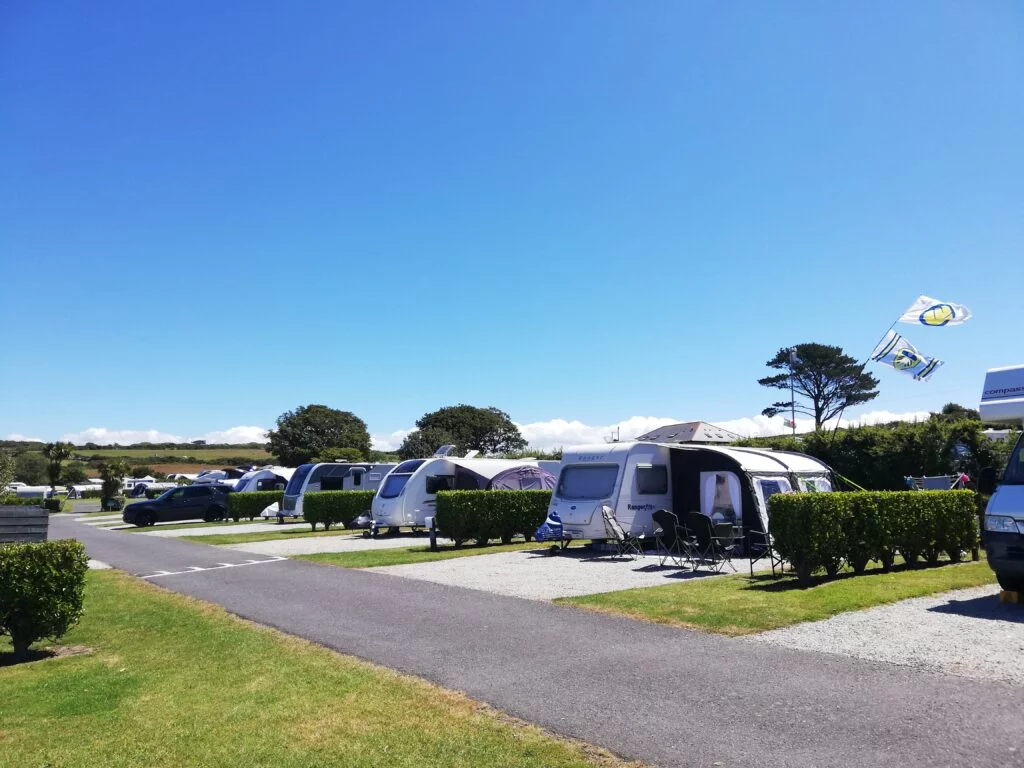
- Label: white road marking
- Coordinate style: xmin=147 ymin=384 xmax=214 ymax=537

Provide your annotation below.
xmin=138 ymin=556 xmax=286 ymax=580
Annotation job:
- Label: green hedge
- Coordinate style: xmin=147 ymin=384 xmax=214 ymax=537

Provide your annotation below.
xmin=0 ymin=497 xmax=45 ymax=507
xmin=435 ymin=490 xmax=552 ymax=547
xmin=769 ymin=490 xmax=979 ymax=586
xmin=227 ymin=491 xmax=284 ymax=522
xmin=0 ymin=539 xmax=88 ymax=659
xmin=304 ymin=491 xmax=375 ymax=531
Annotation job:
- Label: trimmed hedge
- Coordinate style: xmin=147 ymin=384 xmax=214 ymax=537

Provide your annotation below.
xmin=0 ymin=497 xmax=45 ymax=507
xmin=304 ymin=491 xmax=375 ymax=531
xmin=0 ymin=539 xmax=88 ymax=659
xmin=769 ymin=490 xmax=979 ymax=586
xmin=435 ymin=490 xmax=552 ymax=547
xmin=227 ymin=491 xmax=284 ymax=522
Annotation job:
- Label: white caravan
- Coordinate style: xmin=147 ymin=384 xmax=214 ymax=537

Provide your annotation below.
xmin=66 ymin=484 xmax=103 ymax=499
xmin=549 ymin=441 xmax=834 ymax=540
xmin=278 ymin=462 xmax=397 ymax=519
xmin=234 ymin=466 xmax=295 ymax=494
xmin=371 ymin=457 xmax=557 ymax=533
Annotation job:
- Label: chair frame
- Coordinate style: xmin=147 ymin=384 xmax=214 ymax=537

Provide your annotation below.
xmin=600 ymin=506 xmax=645 ymax=560
xmin=652 ymin=509 xmax=695 ymax=568
xmin=747 ymin=527 xmax=785 ymax=578
xmin=682 ymin=512 xmax=738 ymax=573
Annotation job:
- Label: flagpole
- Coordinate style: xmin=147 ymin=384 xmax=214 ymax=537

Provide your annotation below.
xmin=828 ymin=315 xmax=903 ymax=440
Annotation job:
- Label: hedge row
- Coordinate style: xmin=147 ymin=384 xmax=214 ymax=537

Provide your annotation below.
xmin=304 ymin=491 xmax=375 ymax=531
xmin=0 ymin=539 xmax=88 ymax=659
xmin=227 ymin=491 xmax=284 ymax=522
xmin=435 ymin=490 xmax=552 ymax=546
xmin=1 ymin=497 xmax=45 ymax=507
xmin=769 ymin=490 xmax=979 ymax=585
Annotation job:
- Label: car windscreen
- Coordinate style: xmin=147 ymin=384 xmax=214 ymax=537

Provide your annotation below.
xmin=556 ymin=464 xmax=620 ymax=501
xmin=156 ymin=488 xmax=178 ymax=501
xmin=378 ymin=474 xmax=412 ymax=499
xmin=284 ymin=464 xmax=314 ymax=495
xmin=1003 ymin=434 xmax=1024 ymax=485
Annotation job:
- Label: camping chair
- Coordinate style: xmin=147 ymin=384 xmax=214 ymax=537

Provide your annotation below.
xmin=682 ymin=512 xmax=738 ymax=573
xmin=652 ymin=508 xmax=695 ymax=568
xmin=747 ymin=527 xmax=784 ymax=578
xmin=600 ymin=506 xmax=645 ymax=560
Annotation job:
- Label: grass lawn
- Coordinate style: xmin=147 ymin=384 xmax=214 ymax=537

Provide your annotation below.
xmin=559 ymin=560 xmax=997 ymax=636
xmin=180 ymin=528 xmax=362 ymax=545
xmin=0 ymin=571 xmax=628 ymax=768
xmin=73 ymin=447 xmax=273 ymax=461
xmin=299 ymin=540 xmax=547 ymax=569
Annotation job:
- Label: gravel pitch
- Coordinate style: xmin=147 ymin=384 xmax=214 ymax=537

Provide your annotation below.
xmin=750 ymin=585 xmax=1024 ymax=686
xmin=372 ymin=548 xmax=768 ymax=599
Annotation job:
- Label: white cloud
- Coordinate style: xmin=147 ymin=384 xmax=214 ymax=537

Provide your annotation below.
xmin=371 ymin=428 xmax=414 ymax=452
xmin=5 ymin=433 xmax=44 ymax=443
xmin=57 ymin=426 xmax=270 ymax=445
xmin=515 ymin=416 xmax=679 ymax=449
xmin=197 ymin=426 xmax=269 ymax=444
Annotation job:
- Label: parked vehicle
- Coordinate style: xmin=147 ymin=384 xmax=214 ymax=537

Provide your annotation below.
xmin=278 ymin=462 xmax=397 ymax=519
xmin=130 ymin=482 xmax=178 ymax=498
xmin=192 ymin=468 xmax=248 ymax=484
xmin=122 ymin=484 xmax=233 ymax=526
xmin=371 ymin=456 xmax=556 ymax=534
xmin=234 ymin=466 xmax=294 ymax=494
xmin=979 ymin=364 xmax=1024 ymax=592
xmin=548 ymin=441 xmax=835 ymax=542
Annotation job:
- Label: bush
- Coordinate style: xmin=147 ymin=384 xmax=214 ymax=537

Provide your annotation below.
xmin=304 ymin=491 xmax=375 ymax=531
xmin=436 ymin=490 xmax=552 ymax=547
xmin=43 ymin=498 xmax=65 ymax=513
xmin=0 ymin=497 xmax=45 ymax=507
xmin=769 ymin=490 xmax=979 ymax=586
xmin=0 ymin=539 xmax=89 ymax=659
xmin=227 ymin=491 xmax=284 ymax=522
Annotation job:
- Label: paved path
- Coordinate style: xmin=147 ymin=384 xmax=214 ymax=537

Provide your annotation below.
xmin=51 ymin=516 xmax=1024 ymax=768
xmin=227 ymin=532 xmax=450 ymax=556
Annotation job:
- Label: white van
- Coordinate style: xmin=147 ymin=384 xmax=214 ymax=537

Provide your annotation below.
xmin=978 ymin=365 xmax=1024 ymax=592
xmin=371 ymin=457 xmax=556 ymax=534
xmin=280 ymin=462 xmax=396 ymax=518
xmin=549 ymin=441 xmax=835 ymax=540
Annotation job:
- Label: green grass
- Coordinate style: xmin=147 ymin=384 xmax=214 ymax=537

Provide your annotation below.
xmin=180 ymin=528 xmax=363 ymax=545
xmin=559 ymin=559 xmax=997 ymax=636
xmin=0 ymin=571 xmax=627 ymax=768
xmin=73 ymin=447 xmax=272 ymax=461
xmin=299 ymin=540 xmax=547 ymax=569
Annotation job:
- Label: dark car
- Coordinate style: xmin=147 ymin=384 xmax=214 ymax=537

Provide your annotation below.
xmin=123 ymin=485 xmax=232 ymax=527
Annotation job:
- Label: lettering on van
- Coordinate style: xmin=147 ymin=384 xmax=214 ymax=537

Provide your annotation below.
xmin=627 ymin=503 xmax=656 ymax=512
xmin=576 ymin=454 xmax=607 ymax=462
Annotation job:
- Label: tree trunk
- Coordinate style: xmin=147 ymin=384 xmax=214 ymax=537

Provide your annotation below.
xmin=12 ymin=633 xmax=31 ymax=661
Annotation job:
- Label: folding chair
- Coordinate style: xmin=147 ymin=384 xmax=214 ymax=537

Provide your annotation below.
xmin=747 ymin=527 xmax=784 ymax=578
xmin=683 ymin=512 xmax=737 ymax=573
xmin=652 ymin=508 xmax=695 ymax=568
xmin=600 ymin=505 xmax=645 ymax=560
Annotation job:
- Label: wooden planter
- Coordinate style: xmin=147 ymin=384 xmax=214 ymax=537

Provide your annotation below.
xmin=0 ymin=505 xmax=49 ymax=544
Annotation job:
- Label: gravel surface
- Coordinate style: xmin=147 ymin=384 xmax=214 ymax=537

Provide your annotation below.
xmin=225 ymin=533 xmax=452 ymax=556
xmin=373 ymin=548 xmax=770 ymax=599
xmin=750 ymin=585 xmax=1024 ymax=685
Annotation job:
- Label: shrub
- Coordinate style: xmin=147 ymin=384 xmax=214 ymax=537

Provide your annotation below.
xmin=304 ymin=491 xmax=375 ymax=531
xmin=0 ymin=497 xmax=45 ymax=507
xmin=769 ymin=490 xmax=978 ymax=586
xmin=227 ymin=491 xmax=284 ymax=522
xmin=436 ymin=490 xmax=552 ymax=547
xmin=0 ymin=539 xmax=88 ymax=659
xmin=43 ymin=498 xmax=65 ymax=513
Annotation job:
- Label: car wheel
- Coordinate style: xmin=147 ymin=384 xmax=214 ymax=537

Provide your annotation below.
xmin=143 ymin=511 xmax=157 ymax=527
xmin=996 ymin=573 xmax=1024 ymax=593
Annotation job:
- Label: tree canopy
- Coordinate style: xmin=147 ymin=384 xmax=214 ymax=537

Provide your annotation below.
xmin=397 ymin=405 xmax=526 ymax=460
xmin=267 ymin=405 xmax=372 ymax=467
xmin=758 ymin=343 xmax=879 ymax=430
xmin=14 ymin=453 xmax=48 ymax=485
xmin=42 ymin=442 xmax=74 ymax=490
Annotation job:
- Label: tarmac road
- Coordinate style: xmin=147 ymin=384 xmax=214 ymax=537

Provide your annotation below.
xmin=52 ymin=515 xmax=1024 ymax=768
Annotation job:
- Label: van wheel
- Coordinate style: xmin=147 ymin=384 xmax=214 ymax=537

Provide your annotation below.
xmin=997 ymin=573 xmax=1024 ymax=593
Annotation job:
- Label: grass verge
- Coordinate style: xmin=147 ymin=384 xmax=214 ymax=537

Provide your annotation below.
xmin=558 ymin=560 xmax=997 ymax=636
xmin=0 ymin=570 xmax=631 ymax=768
xmin=299 ymin=540 xmax=546 ymax=569
xmin=124 ymin=519 xmax=308 ymax=533
xmin=180 ymin=528 xmax=362 ymax=545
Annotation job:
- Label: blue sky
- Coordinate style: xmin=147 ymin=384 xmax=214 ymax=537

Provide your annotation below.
xmin=1 ymin=1 xmax=1021 ymax=449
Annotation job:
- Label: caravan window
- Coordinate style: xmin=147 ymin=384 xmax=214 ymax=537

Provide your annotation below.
xmin=425 ymin=475 xmax=456 ymax=494
xmin=285 ymin=465 xmax=314 ymax=494
xmin=557 ymin=464 xmax=619 ymax=500
xmin=798 ymin=475 xmax=833 ymax=493
xmin=636 ymin=465 xmax=668 ymax=495
xmin=378 ymin=474 xmax=412 ymax=499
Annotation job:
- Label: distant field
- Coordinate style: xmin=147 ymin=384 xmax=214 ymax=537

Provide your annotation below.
xmin=77 ymin=448 xmax=273 ymax=461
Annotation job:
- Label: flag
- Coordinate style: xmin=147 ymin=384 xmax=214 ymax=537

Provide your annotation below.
xmin=783 ymin=418 xmax=796 ymax=428
xmin=871 ymin=330 xmax=943 ymax=381
xmin=899 ymin=295 xmax=972 ymax=327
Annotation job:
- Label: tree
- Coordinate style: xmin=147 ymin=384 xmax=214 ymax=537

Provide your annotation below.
xmin=130 ymin=465 xmax=154 ymax=478
xmin=42 ymin=442 xmax=74 ymax=490
xmin=933 ymin=403 xmax=981 ymax=422
xmin=758 ymin=343 xmax=879 ymax=430
xmin=0 ymin=452 xmax=15 ymax=495
xmin=61 ymin=463 xmax=90 ymax=485
xmin=98 ymin=460 xmax=130 ymax=499
xmin=14 ymin=453 xmax=48 ymax=485
xmin=398 ymin=405 xmax=527 ymax=460
xmin=310 ymin=447 xmax=364 ymax=464
xmin=267 ymin=405 xmax=372 ymax=466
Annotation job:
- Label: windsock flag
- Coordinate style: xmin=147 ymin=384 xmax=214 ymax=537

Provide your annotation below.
xmin=871 ymin=330 xmax=943 ymax=381
xmin=899 ymin=295 xmax=972 ymax=327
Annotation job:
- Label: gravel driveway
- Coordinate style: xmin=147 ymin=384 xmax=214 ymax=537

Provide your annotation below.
xmin=750 ymin=585 xmax=1024 ymax=685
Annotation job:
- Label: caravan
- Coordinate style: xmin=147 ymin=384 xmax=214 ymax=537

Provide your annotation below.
xmin=279 ymin=462 xmax=397 ymax=519
xmin=371 ymin=456 xmax=556 ymax=534
xmin=548 ymin=441 xmax=834 ymax=541
xmin=234 ymin=466 xmax=294 ymax=494
xmin=978 ymin=365 xmax=1024 ymax=592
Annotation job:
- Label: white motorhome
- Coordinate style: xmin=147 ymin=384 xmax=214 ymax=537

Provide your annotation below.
xmin=978 ymin=365 xmax=1024 ymax=592
xmin=371 ymin=456 xmax=556 ymax=534
xmin=279 ymin=462 xmax=397 ymax=519
xmin=548 ymin=441 xmax=835 ymax=541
